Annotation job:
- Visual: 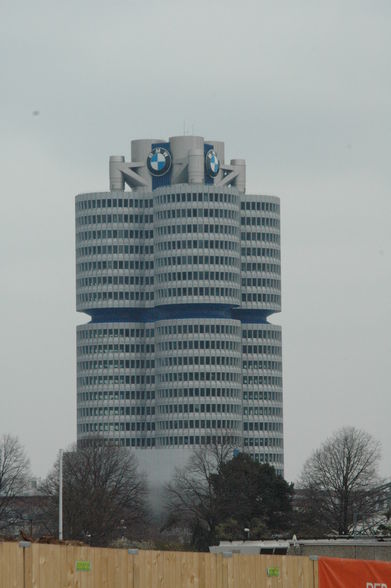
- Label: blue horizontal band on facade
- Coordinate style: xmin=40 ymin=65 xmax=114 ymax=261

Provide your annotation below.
xmin=154 ymin=304 xmax=235 ymax=320
xmin=85 ymin=305 xmax=274 ymax=324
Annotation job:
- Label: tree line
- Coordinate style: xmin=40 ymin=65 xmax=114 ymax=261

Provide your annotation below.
xmin=0 ymin=427 xmax=389 ymax=548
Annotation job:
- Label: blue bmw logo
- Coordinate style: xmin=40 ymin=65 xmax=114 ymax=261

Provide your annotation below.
xmin=147 ymin=147 xmax=172 ymax=176
xmin=205 ymin=149 xmax=219 ymax=178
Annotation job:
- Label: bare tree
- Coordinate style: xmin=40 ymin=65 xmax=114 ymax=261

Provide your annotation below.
xmin=42 ymin=438 xmax=148 ymax=546
xmin=163 ymin=439 xmax=234 ymax=550
xmin=298 ymin=427 xmax=382 ymax=536
xmin=0 ymin=434 xmax=30 ymax=532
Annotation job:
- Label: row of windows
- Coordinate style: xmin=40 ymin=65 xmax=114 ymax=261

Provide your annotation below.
xmin=156 ymin=254 xmax=239 ymax=268
xmin=247 ymin=444 xmax=284 ymax=452
xmin=241 ymin=232 xmax=280 ymax=244
xmin=156 ymin=239 xmax=240 ymax=252
xmin=244 ymin=371 xmax=283 ymax=384
xmin=125 ymin=437 xmax=158 ymax=447
xmin=243 ymin=421 xmax=283 ymax=432
xmin=242 ymin=329 xmax=281 ymax=340
xmin=243 ymin=346 xmax=281 ymax=356
xmin=156 ymin=223 xmax=239 ymax=237
xmin=78 ymin=359 xmax=155 ymax=370
xmin=246 ymin=361 xmax=283 ymax=372
xmin=244 ymin=437 xmax=283 ymax=448
xmin=78 ymin=375 xmax=155 ymax=386
xmin=155 ymin=192 xmax=239 ymax=205
xmin=78 ymin=324 xmax=242 ymax=340
xmin=78 ymin=390 xmax=155 ymax=401
xmin=75 ymin=228 xmax=280 ymax=247
xmin=157 ymin=271 xmax=239 ymax=285
xmin=157 ymin=371 xmax=241 ymax=383
xmin=77 ymin=245 xmax=280 ymax=272
xmin=77 ymin=435 xmax=283 ymax=460
xmin=241 ymin=247 xmax=279 ymax=258
xmin=77 ymin=275 xmax=154 ymax=288
xmin=157 ymin=287 xmax=240 ymax=299
xmin=79 ymin=405 xmax=156 ymax=417
xmin=76 ymin=195 xmax=279 ymax=212
xmin=78 ymin=345 xmax=155 ymax=356
xmin=78 ymin=357 xmax=265 ymax=371
xmin=77 ymin=377 xmax=283 ymax=391
xmin=241 ymin=293 xmax=281 ymax=304
xmin=78 ymin=434 xmax=283 ymax=457
xmin=157 ymin=388 xmax=280 ymax=401
xmin=155 ymin=207 xmax=238 ymax=221
xmin=78 ymin=434 xmax=284 ymax=451
xmin=77 ymin=344 xmax=285 ymax=356
xmin=77 ymin=245 xmax=154 ymax=258
xmin=86 ymin=440 xmax=284 ymax=460
xmin=242 ymin=342 xmax=280 ymax=355
xmin=77 ymin=389 xmax=285 ymax=405
xmin=157 ymin=419 xmax=241 ymax=431
xmin=155 ymin=323 xmax=239 ymax=336
xmin=76 ymin=229 xmax=153 ymax=243
xmin=250 ymin=454 xmax=283 ymax=469
xmin=243 ymin=406 xmax=282 ymax=416
xmin=79 ymin=421 xmax=155 ymax=433
xmin=158 ymin=403 xmax=241 ymax=415
xmin=76 ymin=197 xmax=153 ymax=210
xmin=241 ymin=201 xmax=279 ymax=212
xmin=157 ymin=387 xmax=240 ymax=399
xmin=77 ymin=260 xmax=154 ymax=273
xmin=241 ymin=216 xmax=279 ymax=228
xmin=241 ymin=262 xmax=280 ymax=273
xmin=78 ymin=430 xmax=157 ymax=449
xmin=243 ymin=344 xmax=281 ymax=355
xmin=79 ymin=289 xmax=282 ymax=304
xmin=243 ymin=389 xmax=282 ymax=400
xmin=157 ymin=435 xmax=242 ymax=447
xmin=156 ymin=356 xmax=241 ymax=368
xmin=243 ymin=359 xmax=283 ymax=371
xmin=77 ymin=291 xmax=154 ymax=303
xmin=242 ymin=278 xmax=280 ymax=289
xmin=76 ymin=213 xmax=153 ymax=226
xmin=77 ymin=328 xmax=155 ymax=340
xmin=156 ymin=340 xmax=240 ymax=352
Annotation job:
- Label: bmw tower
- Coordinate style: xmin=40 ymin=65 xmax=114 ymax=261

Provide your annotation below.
xmin=75 ymin=135 xmax=283 ymax=486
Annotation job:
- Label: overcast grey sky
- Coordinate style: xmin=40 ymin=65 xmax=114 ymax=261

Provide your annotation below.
xmin=0 ymin=0 xmax=390 ymax=483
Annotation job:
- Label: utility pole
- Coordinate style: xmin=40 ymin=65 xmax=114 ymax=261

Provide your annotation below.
xmin=59 ymin=449 xmax=63 ymax=541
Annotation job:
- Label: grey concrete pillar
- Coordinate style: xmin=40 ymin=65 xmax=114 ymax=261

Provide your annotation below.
xmin=109 ymin=156 xmax=125 ymax=191
xmin=231 ymin=158 xmax=246 ymax=193
xmin=188 ymin=149 xmax=204 ymax=184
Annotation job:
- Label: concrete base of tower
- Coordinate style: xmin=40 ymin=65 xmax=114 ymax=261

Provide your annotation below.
xmin=133 ymin=447 xmax=194 ymax=519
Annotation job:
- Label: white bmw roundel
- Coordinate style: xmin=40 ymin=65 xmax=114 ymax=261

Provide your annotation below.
xmin=205 ymin=149 xmax=219 ymax=177
xmin=147 ymin=147 xmax=172 ymax=176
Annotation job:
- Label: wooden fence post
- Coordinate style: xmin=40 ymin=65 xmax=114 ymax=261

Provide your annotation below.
xmin=309 ymin=556 xmax=319 ymax=588
xmin=18 ymin=542 xmax=32 ymax=588
xmin=128 ymin=548 xmax=139 ymax=588
xmin=221 ymin=552 xmax=233 ymax=588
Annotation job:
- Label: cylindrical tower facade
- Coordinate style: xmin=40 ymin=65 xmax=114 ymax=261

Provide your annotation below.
xmin=77 ymin=321 xmax=156 ymax=448
xmin=75 ymin=192 xmax=155 ymax=312
xmin=75 ymin=135 xmax=284 ymax=484
xmin=153 ymin=185 xmax=241 ymax=307
xmin=154 ymin=317 xmax=242 ymax=449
